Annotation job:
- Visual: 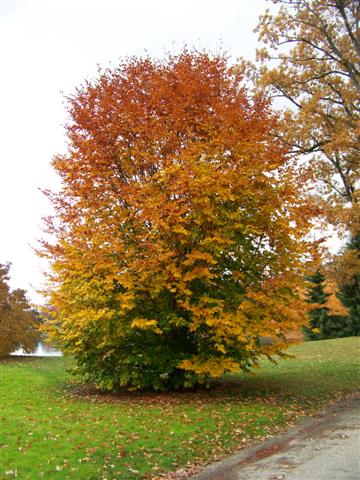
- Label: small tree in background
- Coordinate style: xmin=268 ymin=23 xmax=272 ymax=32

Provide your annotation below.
xmin=0 ymin=263 xmax=39 ymax=356
xmin=40 ymin=51 xmax=317 ymax=391
xmin=305 ymin=243 xmax=360 ymax=340
xmin=337 ymin=234 xmax=360 ymax=336
xmin=304 ymin=269 xmax=331 ymax=339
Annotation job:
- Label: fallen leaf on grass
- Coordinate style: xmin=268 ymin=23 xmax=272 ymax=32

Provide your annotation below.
xmin=128 ymin=467 xmax=140 ymax=473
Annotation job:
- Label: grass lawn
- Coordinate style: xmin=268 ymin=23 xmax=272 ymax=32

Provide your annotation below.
xmin=1 ymin=337 xmax=359 ymax=480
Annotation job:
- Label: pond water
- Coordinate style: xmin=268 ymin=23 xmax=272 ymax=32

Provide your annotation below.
xmin=11 ymin=341 xmax=63 ymax=357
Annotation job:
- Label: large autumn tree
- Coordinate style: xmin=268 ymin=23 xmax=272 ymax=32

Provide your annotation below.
xmin=41 ymin=51 xmax=316 ymax=391
xmin=0 ymin=263 xmax=39 ymax=356
xmin=252 ymin=0 xmax=359 ymax=231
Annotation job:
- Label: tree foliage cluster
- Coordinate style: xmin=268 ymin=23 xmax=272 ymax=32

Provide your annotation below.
xmin=253 ymin=0 xmax=359 ymax=231
xmin=41 ymin=52 xmax=316 ymax=391
xmin=0 ymin=263 xmax=39 ymax=356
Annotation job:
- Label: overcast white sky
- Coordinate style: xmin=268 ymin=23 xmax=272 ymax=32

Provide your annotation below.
xmin=1 ymin=0 xmax=340 ymax=304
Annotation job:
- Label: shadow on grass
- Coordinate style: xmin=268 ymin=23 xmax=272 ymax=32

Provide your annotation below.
xmin=61 ymin=373 xmax=314 ymax=408
xmin=62 ymin=363 xmax=359 ymax=411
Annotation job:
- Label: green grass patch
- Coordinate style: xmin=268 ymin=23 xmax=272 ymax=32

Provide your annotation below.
xmin=1 ymin=337 xmax=359 ymax=480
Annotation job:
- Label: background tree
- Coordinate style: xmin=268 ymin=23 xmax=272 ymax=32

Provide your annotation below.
xmin=252 ymin=0 xmax=359 ymax=231
xmin=41 ymin=51 xmax=316 ymax=391
xmin=336 ymin=233 xmax=360 ymax=334
xmin=304 ymin=269 xmax=330 ymax=339
xmin=0 ymin=263 xmax=39 ymax=356
xmin=304 ymin=268 xmax=351 ymax=338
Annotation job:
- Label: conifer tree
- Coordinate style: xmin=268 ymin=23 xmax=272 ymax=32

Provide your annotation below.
xmin=304 ymin=269 xmax=331 ymax=339
xmin=337 ymin=234 xmax=360 ymax=336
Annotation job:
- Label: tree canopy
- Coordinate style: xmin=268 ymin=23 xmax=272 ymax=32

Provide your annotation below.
xmin=0 ymin=263 xmax=39 ymax=356
xmin=253 ymin=0 xmax=359 ymax=231
xmin=41 ymin=51 xmax=316 ymax=391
